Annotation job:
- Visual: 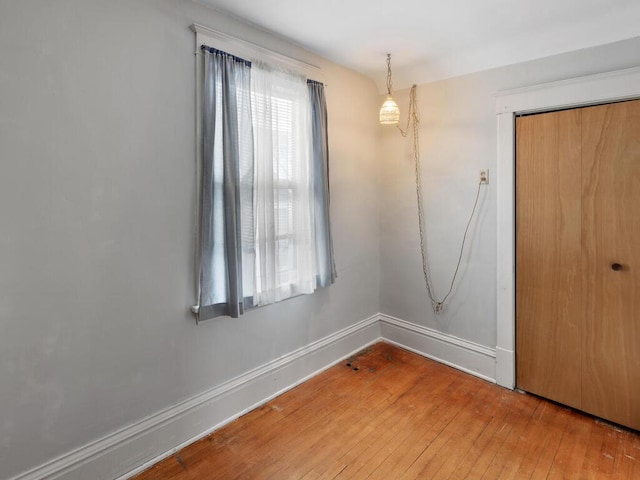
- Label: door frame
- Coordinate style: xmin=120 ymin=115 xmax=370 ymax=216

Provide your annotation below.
xmin=494 ymin=66 xmax=640 ymax=389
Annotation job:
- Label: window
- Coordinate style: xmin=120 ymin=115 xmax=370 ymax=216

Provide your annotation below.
xmin=195 ymin=45 xmax=335 ymax=321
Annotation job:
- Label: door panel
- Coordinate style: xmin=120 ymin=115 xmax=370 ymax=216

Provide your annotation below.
xmin=516 ymin=109 xmax=583 ymax=409
xmin=581 ymin=100 xmax=640 ymax=429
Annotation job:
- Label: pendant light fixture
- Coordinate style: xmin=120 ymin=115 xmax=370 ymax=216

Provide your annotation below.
xmin=379 ymin=53 xmax=400 ymax=125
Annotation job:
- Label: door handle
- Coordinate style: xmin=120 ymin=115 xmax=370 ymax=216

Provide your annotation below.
xmin=611 ymin=263 xmax=623 ymax=271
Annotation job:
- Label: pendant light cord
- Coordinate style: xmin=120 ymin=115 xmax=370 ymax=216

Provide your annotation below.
xmin=397 ymin=85 xmax=484 ymax=314
xmin=386 ymin=54 xmax=393 ymax=95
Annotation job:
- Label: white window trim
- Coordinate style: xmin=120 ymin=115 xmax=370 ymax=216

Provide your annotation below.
xmin=495 ymin=66 xmax=640 ymax=389
xmin=190 ymin=23 xmax=321 ymax=78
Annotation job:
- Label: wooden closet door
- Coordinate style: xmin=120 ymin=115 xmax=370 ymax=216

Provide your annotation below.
xmin=581 ymin=100 xmax=640 ymax=430
xmin=515 ymin=109 xmax=583 ymax=409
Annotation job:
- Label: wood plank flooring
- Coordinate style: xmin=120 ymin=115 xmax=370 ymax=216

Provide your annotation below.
xmin=134 ymin=343 xmax=640 ymax=479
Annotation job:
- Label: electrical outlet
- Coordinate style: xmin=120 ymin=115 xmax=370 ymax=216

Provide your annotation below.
xmin=479 ymin=169 xmax=489 ymax=185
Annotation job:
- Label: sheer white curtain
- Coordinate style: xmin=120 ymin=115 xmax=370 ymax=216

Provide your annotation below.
xmin=251 ymin=63 xmax=317 ymax=305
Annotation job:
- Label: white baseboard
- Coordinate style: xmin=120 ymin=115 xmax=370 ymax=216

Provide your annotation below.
xmin=11 ymin=312 xmax=501 ymax=480
xmin=379 ymin=314 xmax=497 ymax=383
xmin=495 ymin=346 xmax=515 ymax=389
xmin=8 ymin=315 xmax=381 ymax=480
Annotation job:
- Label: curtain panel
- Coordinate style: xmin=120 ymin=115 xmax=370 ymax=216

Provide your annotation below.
xmin=251 ymin=63 xmax=316 ymax=305
xmin=307 ymin=80 xmax=337 ymax=287
xmin=199 ymin=47 xmax=255 ymax=320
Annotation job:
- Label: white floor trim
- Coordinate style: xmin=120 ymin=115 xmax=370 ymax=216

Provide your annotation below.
xmin=8 ymin=315 xmax=381 ymax=480
xmin=379 ymin=314 xmax=497 ymax=383
xmin=12 ymin=312 xmax=501 ymax=480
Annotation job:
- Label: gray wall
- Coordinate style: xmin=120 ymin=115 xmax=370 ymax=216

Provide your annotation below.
xmin=0 ymin=1 xmax=381 ymax=478
xmin=380 ymin=36 xmax=640 ymax=348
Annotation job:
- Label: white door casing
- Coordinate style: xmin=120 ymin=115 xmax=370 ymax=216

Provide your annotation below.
xmin=494 ymin=66 xmax=640 ymax=388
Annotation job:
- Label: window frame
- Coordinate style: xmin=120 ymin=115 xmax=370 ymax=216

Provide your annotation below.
xmin=191 ymin=23 xmax=325 ymax=315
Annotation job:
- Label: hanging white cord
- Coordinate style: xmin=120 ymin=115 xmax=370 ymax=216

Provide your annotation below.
xmin=397 ymin=85 xmax=483 ymax=314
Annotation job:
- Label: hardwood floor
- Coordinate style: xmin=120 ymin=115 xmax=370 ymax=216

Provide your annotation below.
xmin=134 ymin=343 xmax=640 ymax=479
